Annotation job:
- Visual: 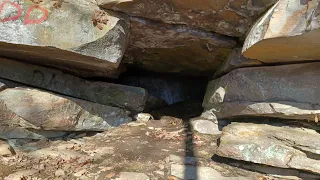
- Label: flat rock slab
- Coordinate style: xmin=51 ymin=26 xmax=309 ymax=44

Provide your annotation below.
xmin=203 ymin=62 xmax=320 ymax=121
xmin=0 ymin=58 xmax=148 ymax=112
xmin=243 ymin=0 xmax=320 ymax=62
xmin=217 ymin=123 xmax=320 ymax=175
xmin=0 ymin=0 xmax=129 ymax=77
xmin=170 ymin=164 xmax=247 ymax=180
xmin=0 ymin=88 xmax=132 ymax=131
xmin=98 ymin=0 xmax=276 ymax=37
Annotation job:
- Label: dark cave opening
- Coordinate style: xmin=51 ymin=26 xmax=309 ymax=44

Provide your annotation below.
xmin=113 ymin=68 xmax=210 ymax=106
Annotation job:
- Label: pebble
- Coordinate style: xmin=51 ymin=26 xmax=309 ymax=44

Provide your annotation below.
xmin=154 ymin=170 xmax=165 ymax=176
xmin=190 ymin=119 xmax=221 ymax=135
xmin=55 ymin=169 xmax=65 ymax=177
xmin=135 ymin=113 xmax=154 ymax=123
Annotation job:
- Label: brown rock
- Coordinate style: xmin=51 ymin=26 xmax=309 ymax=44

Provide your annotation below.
xmin=0 ymin=0 xmax=129 ymax=78
xmin=243 ymin=0 xmax=320 ymax=62
xmin=203 ymin=63 xmax=320 ymax=121
xmin=98 ymin=0 xmax=276 ymax=37
xmin=217 ymin=123 xmax=320 ymax=175
xmin=123 ymin=17 xmax=236 ymax=75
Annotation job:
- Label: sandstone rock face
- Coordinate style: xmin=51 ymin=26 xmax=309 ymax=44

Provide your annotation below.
xmin=243 ymin=0 xmax=320 ymax=62
xmin=98 ymin=0 xmax=276 ymax=37
xmin=123 ymin=17 xmax=236 ymax=75
xmin=0 ymin=88 xmax=132 ymax=132
xmin=203 ymin=63 xmax=320 ymax=121
xmin=0 ymin=0 xmax=129 ymax=77
xmin=217 ymin=123 xmax=320 ymax=174
xmin=215 ymin=48 xmax=263 ymax=77
xmin=0 ymin=58 xmax=148 ymax=112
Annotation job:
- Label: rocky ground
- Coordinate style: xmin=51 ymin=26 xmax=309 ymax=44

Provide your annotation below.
xmin=0 ymin=115 xmax=305 ymax=180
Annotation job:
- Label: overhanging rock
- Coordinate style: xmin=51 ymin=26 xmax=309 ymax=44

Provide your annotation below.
xmin=98 ymin=0 xmax=276 ymax=37
xmin=243 ymin=0 xmax=320 ymax=62
xmin=0 ymin=0 xmax=129 ymax=77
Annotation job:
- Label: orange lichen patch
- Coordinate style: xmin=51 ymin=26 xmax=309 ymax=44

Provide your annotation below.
xmin=92 ymin=10 xmax=109 ymax=30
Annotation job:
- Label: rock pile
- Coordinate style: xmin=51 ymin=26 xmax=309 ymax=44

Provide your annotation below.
xmin=0 ymin=0 xmax=320 ymax=179
xmin=201 ymin=0 xmax=320 ymax=177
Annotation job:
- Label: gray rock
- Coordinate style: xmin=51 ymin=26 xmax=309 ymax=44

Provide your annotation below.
xmin=217 ymin=123 xmax=320 ymax=175
xmin=0 ymin=88 xmax=132 ymax=132
xmin=170 ymin=164 xmax=247 ymax=180
xmin=0 ymin=58 xmax=148 ymax=112
xmin=203 ymin=63 xmax=320 ymax=121
xmin=99 ymin=0 xmax=276 ymax=37
xmin=191 ymin=119 xmax=221 ymax=135
xmin=117 ymin=172 xmax=150 ymax=180
xmin=243 ymin=0 xmax=320 ymax=62
xmin=0 ymin=0 xmax=129 ymax=78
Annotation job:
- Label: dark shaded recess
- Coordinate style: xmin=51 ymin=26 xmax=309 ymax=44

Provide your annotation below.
xmin=109 ymin=68 xmax=209 ymax=105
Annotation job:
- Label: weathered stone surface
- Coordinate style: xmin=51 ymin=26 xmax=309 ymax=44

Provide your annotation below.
xmin=0 ymin=139 xmax=14 ymax=156
xmin=0 ymin=0 xmax=129 ymax=77
xmin=217 ymin=123 xmax=320 ymax=174
xmin=98 ymin=0 xmax=276 ymax=37
xmin=170 ymin=164 xmax=247 ymax=180
xmin=191 ymin=119 xmax=221 ymax=135
xmin=203 ymin=63 xmax=320 ymax=121
xmin=117 ymin=172 xmax=150 ymax=180
xmin=0 ymin=58 xmax=148 ymax=112
xmin=215 ymin=48 xmax=263 ymax=77
xmin=123 ymin=17 xmax=236 ymax=75
xmin=243 ymin=0 xmax=320 ymax=62
xmin=0 ymin=88 xmax=132 ymax=131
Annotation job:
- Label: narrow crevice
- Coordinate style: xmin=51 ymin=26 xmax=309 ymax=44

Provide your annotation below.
xmin=215 ymin=58 xmax=320 ymax=79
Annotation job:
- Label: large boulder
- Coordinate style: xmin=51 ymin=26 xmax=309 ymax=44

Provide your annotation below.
xmin=243 ymin=0 xmax=320 ymax=62
xmin=0 ymin=0 xmax=129 ymax=77
xmin=0 ymin=87 xmax=132 ymax=132
xmin=203 ymin=63 xmax=320 ymax=121
xmin=123 ymin=17 xmax=236 ymax=75
xmin=98 ymin=0 xmax=276 ymax=37
xmin=217 ymin=123 xmax=320 ymax=175
xmin=0 ymin=58 xmax=148 ymax=112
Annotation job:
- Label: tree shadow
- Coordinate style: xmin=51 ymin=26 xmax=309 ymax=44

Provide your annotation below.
xmin=183 ymin=120 xmax=198 ymax=180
